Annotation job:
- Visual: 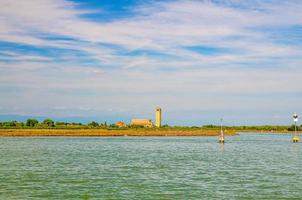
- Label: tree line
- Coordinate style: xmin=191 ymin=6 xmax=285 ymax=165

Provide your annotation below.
xmin=202 ymin=124 xmax=302 ymax=131
xmin=0 ymin=119 xmax=111 ymax=129
xmin=0 ymin=119 xmax=301 ymax=131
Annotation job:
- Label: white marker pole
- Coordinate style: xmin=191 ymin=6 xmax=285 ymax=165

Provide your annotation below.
xmin=219 ymin=118 xmax=224 ymax=143
xmin=220 ymin=118 xmax=224 ymax=138
xmin=293 ymin=113 xmax=299 ymax=143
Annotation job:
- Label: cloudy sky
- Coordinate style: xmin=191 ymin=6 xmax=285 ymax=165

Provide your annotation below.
xmin=0 ymin=0 xmax=302 ymax=125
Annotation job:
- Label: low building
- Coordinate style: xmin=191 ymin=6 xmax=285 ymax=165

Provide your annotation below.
xmin=115 ymin=121 xmax=127 ymax=128
xmin=130 ymin=119 xmax=153 ymax=127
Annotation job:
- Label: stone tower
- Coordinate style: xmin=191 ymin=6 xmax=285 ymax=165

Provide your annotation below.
xmin=155 ymin=107 xmax=161 ymax=128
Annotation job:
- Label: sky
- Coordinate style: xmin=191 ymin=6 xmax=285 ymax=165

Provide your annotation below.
xmin=0 ymin=0 xmax=302 ymax=125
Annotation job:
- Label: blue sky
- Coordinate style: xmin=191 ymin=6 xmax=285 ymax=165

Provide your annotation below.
xmin=0 ymin=0 xmax=302 ymax=125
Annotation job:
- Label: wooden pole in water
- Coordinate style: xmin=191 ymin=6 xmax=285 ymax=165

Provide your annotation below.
xmin=293 ymin=113 xmax=299 ymax=143
xmin=219 ymin=118 xmax=225 ymax=143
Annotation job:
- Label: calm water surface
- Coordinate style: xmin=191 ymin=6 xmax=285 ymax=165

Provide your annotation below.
xmin=1 ymin=133 xmax=302 ymax=199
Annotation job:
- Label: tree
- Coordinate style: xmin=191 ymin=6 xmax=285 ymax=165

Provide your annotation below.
xmin=288 ymin=124 xmax=302 ymax=131
xmin=71 ymin=122 xmax=82 ymax=126
xmin=26 ymin=118 xmax=39 ymax=127
xmin=42 ymin=119 xmax=55 ymax=127
xmin=109 ymin=123 xmax=117 ymax=128
xmin=56 ymin=121 xmax=67 ymax=126
xmin=88 ymin=121 xmax=99 ymax=127
xmin=0 ymin=121 xmax=19 ymax=127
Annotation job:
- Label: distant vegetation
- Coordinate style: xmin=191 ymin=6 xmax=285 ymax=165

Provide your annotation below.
xmin=0 ymin=119 xmax=301 ymax=132
xmin=201 ymin=124 xmax=301 ymax=132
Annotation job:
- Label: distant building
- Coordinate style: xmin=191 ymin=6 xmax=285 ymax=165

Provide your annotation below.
xmin=130 ymin=119 xmax=153 ymax=127
xmin=115 ymin=121 xmax=127 ymax=128
xmin=155 ymin=107 xmax=162 ymax=128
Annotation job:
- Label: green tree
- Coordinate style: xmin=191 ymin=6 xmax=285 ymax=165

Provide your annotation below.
xmin=288 ymin=124 xmax=302 ymax=131
xmin=88 ymin=121 xmax=99 ymax=127
xmin=71 ymin=122 xmax=82 ymax=126
xmin=109 ymin=123 xmax=117 ymax=128
xmin=26 ymin=118 xmax=39 ymax=127
xmin=42 ymin=118 xmax=55 ymax=127
xmin=0 ymin=121 xmax=19 ymax=127
xmin=56 ymin=121 xmax=67 ymax=126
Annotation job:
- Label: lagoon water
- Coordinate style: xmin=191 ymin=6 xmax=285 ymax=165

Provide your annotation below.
xmin=1 ymin=133 xmax=302 ymax=199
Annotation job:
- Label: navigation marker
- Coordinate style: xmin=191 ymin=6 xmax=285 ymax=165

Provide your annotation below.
xmin=218 ymin=118 xmax=225 ymax=143
xmin=293 ymin=113 xmax=299 ymax=143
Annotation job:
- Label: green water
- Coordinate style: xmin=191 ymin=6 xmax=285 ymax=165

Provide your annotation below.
xmin=1 ymin=133 xmax=302 ymax=199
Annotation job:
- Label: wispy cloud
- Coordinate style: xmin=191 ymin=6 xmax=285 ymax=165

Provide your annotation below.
xmin=0 ymin=0 xmax=302 ymax=124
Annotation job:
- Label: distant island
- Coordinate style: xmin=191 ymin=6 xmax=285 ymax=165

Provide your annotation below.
xmin=0 ymin=118 xmax=300 ymax=137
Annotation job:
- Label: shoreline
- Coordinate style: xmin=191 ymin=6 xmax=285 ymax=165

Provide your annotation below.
xmin=0 ymin=129 xmax=238 ymax=137
xmin=239 ymin=130 xmax=302 ymax=134
xmin=1 ymin=129 xmax=299 ymax=137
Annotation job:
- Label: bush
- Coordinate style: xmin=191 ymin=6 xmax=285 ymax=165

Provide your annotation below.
xmin=26 ymin=119 xmax=39 ymax=127
xmin=42 ymin=119 xmax=55 ymax=127
xmin=56 ymin=121 xmax=67 ymax=126
xmin=88 ymin=121 xmax=99 ymax=127
xmin=288 ymin=125 xmax=302 ymax=131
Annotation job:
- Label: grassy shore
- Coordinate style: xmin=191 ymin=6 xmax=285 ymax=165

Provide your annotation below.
xmin=0 ymin=128 xmax=238 ymax=137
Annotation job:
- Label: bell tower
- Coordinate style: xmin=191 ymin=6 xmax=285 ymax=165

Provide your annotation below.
xmin=155 ymin=107 xmax=162 ymax=128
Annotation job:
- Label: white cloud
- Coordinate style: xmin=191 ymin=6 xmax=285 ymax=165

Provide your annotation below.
xmin=0 ymin=0 xmax=302 ymax=124
xmin=1 ymin=0 xmax=301 ymax=58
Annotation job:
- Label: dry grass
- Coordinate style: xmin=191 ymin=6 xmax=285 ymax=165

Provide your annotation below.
xmin=0 ymin=129 xmax=237 ymax=137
